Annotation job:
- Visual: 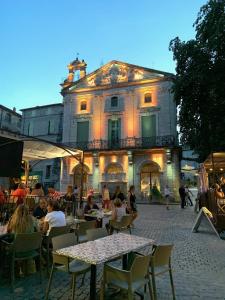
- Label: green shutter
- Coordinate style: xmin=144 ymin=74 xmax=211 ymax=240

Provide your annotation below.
xmin=118 ymin=118 xmax=121 ymax=139
xmin=77 ymin=121 xmax=89 ymax=142
xmin=141 ymin=115 xmax=156 ymax=138
xmin=108 ymin=119 xmax=112 ymax=142
xmin=149 ymin=115 xmax=156 ymax=137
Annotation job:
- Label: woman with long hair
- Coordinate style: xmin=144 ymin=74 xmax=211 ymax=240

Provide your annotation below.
xmin=64 ymin=185 xmax=76 ymax=216
xmin=7 ymin=204 xmax=35 ymax=234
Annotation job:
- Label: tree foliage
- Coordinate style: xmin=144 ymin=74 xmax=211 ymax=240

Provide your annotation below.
xmin=169 ymin=0 xmax=225 ymax=161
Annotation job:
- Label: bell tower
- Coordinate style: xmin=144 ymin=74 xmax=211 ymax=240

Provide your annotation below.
xmin=66 ymin=57 xmax=87 ymax=82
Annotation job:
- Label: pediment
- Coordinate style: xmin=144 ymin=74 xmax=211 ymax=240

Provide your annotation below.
xmin=68 ymin=60 xmax=172 ymax=91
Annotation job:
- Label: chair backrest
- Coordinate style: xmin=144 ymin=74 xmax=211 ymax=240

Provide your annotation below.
xmin=120 ymin=215 xmax=132 ymax=227
xmin=151 ymin=244 xmax=173 ymax=267
xmin=49 ymin=226 xmax=70 ymax=238
xmin=52 ymin=233 xmax=77 ymax=250
xmin=86 ymin=228 xmax=108 ymax=241
xmin=14 ymin=232 xmax=42 ymax=253
xmin=78 ymin=220 xmax=96 ymax=235
xmin=130 ymin=254 xmax=151 ymax=281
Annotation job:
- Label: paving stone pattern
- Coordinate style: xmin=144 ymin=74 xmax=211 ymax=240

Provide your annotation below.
xmin=1 ymin=204 xmax=225 ymax=299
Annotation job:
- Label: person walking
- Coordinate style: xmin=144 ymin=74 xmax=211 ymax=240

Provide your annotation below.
xmin=185 ymin=186 xmax=193 ymax=206
xmin=102 ymin=184 xmax=110 ymax=210
xmin=127 ymin=185 xmax=138 ymax=227
xmin=179 ymin=184 xmax=186 ymax=209
xmin=164 ymin=185 xmax=171 ymax=210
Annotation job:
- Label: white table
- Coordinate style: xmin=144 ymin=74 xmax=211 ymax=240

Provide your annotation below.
xmin=56 ymin=233 xmax=154 ymax=299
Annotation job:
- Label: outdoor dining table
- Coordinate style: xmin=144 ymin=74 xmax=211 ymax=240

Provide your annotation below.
xmin=56 ymin=232 xmax=154 ymax=300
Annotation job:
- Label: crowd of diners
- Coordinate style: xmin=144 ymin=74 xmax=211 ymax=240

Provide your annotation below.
xmin=0 ymin=182 xmax=138 ymax=239
xmin=0 ymin=182 xmax=138 ymax=280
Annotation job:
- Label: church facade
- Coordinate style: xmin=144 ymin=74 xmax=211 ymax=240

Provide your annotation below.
xmin=60 ymin=59 xmax=180 ymax=200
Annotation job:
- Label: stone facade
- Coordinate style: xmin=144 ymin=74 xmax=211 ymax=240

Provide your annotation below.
xmin=60 ymin=60 xmax=180 ymax=200
xmin=0 ymin=105 xmax=21 ymax=133
xmin=20 ymin=104 xmax=63 ymax=191
xmin=0 ymin=105 xmax=22 ymax=187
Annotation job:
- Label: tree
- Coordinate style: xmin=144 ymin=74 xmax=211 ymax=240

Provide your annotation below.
xmin=169 ymin=0 xmax=225 ymax=161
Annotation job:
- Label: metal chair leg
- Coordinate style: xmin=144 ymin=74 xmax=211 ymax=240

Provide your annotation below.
xmin=169 ymin=267 xmax=176 ymax=300
xmin=45 ymin=264 xmax=54 ymax=300
xmin=71 ymin=274 xmax=76 ymax=300
xmin=151 ymin=266 xmax=157 ymax=300
xmin=10 ymin=258 xmax=15 ymax=292
xmin=148 ymin=275 xmax=154 ymax=300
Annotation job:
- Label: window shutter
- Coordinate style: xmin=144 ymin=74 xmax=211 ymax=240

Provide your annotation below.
xmin=108 ymin=119 xmax=112 ymax=142
xmin=77 ymin=121 xmax=89 ymax=143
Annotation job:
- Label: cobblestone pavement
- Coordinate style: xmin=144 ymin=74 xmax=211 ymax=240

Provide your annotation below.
xmin=1 ymin=203 xmax=225 ymax=299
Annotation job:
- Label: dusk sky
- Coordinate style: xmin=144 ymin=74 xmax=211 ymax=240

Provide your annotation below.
xmin=0 ymin=0 xmax=206 ymax=111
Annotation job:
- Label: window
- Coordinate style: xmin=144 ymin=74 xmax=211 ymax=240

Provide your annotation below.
xmin=17 ymin=119 xmax=22 ymax=128
xmin=45 ymin=165 xmax=51 ymax=179
xmin=80 ymin=101 xmax=87 ymax=111
xmin=108 ymin=119 xmax=121 ymax=146
xmin=144 ymin=93 xmax=152 ymax=103
xmin=77 ymin=121 xmax=89 ymax=143
xmin=4 ymin=113 xmax=11 ymax=123
xmin=141 ymin=115 xmax=156 ymax=146
xmin=111 ymin=96 xmax=118 ymax=107
xmin=48 ymin=120 xmax=54 ymax=134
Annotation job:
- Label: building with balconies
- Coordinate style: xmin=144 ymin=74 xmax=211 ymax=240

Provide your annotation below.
xmin=60 ymin=59 xmax=180 ymax=199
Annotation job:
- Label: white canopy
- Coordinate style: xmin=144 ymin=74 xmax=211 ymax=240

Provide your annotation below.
xmin=0 ymin=129 xmax=82 ymax=161
xmin=22 ymin=140 xmax=82 ymax=161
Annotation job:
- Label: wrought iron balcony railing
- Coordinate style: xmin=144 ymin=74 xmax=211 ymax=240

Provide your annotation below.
xmin=67 ymin=135 xmax=176 ymax=151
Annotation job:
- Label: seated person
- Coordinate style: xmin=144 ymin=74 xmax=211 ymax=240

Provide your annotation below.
xmin=106 ymin=198 xmax=126 ymax=234
xmin=111 ymin=198 xmax=126 ymax=222
xmin=47 ymin=186 xmax=61 ymax=201
xmin=31 ymin=183 xmax=44 ymax=197
xmin=33 ymin=198 xmax=48 ymax=219
xmin=11 ymin=183 xmax=27 ymax=205
xmin=84 ymin=195 xmax=99 ymax=221
xmin=7 ymin=204 xmax=36 ymax=234
xmin=42 ymin=200 xmax=66 ymax=235
xmin=215 ymin=183 xmax=225 ymax=199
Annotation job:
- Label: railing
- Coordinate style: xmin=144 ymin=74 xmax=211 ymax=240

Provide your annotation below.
xmin=67 ymin=135 xmax=176 ymax=151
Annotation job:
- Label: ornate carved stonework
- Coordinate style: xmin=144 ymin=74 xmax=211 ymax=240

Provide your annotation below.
xmin=85 ymin=63 xmax=146 ymax=87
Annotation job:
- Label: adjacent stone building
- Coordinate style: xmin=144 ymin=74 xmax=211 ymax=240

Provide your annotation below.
xmin=60 ymin=59 xmax=180 ymax=199
xmin=0 ymin=105 xmax=21 ymax=133
xmin=20 ymin=104 xmax=63 ymax=190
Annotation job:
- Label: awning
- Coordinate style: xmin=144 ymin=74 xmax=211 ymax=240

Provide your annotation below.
xmin=0 ymin=129 xmax=82 ymax=161
xmin=22 ymin=140 xmax=82 ymax=160
xmin=204 ymin=152 xmax=225 ymax=172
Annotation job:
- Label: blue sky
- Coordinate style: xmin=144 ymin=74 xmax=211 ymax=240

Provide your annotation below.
xmin=0 ymin=0 xmax=206 ymax=111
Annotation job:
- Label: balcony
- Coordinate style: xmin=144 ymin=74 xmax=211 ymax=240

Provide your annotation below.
xmin=68 ymin=135 xmax=176 ymax=151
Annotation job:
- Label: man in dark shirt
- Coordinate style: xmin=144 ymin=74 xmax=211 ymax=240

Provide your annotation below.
xmin=33 ymin=199 xmax=47 ymax=219
xmin=179 ymin=185 xmax=186 ymax=209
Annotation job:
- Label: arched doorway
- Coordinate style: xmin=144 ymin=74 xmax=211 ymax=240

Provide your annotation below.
xmin=73 ymin=164 xmax=90 ymax=196
xmin=102 ymin=163 xmax=127 ymax=194
xmin=140 ymin=161 xmax=160 ymax=196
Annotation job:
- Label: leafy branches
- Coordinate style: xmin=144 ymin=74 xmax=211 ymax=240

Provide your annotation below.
xmin=169 ymin=0 xmax=225 ymax=161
